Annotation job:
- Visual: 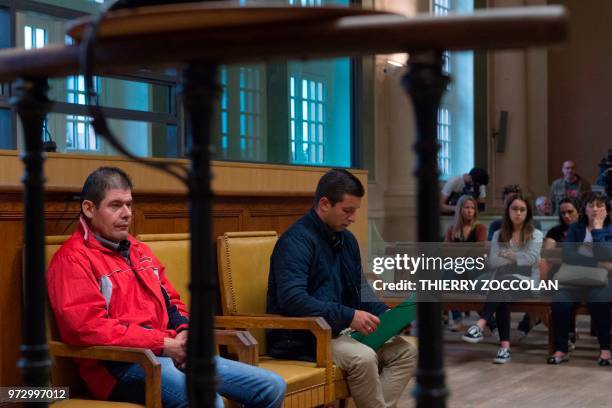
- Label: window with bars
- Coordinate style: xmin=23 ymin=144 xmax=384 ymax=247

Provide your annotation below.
xmin=220 ymin=66 xmax=229 ymax=159
xmin=433 ymin=0 xmax=452 ymax=177
xmin=290 ymin=76 xmax=325 ymax=165
xmin=5 ymin=1 xmax=351 ymax=165
xmin=437 ymin=108 xmax=451 ymax=176
xmin=24 ymin=25 xmax=46 ymax=50
xmin=65 ymin=76 xmax=99 ymax=151
xmin=65 ymin=35 xmax=99 ymax=151
xmin=217 ymin=64 xmax=264 ymax=161
xmin=432 ymin=0 xmax=474 ymax=179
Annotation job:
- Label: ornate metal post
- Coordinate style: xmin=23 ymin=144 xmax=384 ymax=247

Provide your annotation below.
xmin=181 ymin=61 xmax=219 ymax=408
xmin=12 ymin=77 xmax=53 ymax=401
xmin=402 ymin=51 xmax=449 ymax=408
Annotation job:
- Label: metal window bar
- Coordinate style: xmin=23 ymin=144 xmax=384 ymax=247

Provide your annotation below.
xmin=220 ymin=65 xmax=228 ymax=159
xmin=238 ymin=66 xmax=261 ymax=161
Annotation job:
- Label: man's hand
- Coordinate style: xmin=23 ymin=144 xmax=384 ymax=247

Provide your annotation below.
xmin=175 ymin=330 xmax=188 ymax=370
xmin=176 ymin=330 xmax=188 ymax=345
xmin=163 ymin=337 xmax=186 ymax=367
xmin=350 ymin=310 xmax=380 ymax=336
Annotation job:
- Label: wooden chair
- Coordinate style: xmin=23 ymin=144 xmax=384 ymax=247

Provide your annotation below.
xmin=43 ymin=235 xmax=257 ymax=407
xmin=215 ymin=231 xmax=351 ymax=407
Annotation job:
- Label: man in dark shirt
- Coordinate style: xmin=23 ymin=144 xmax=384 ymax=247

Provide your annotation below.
xmin=267 ymin=169 xmax=416 ymax=408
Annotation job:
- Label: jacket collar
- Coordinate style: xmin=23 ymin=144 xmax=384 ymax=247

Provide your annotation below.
xmin=78 ymin=217 xmax=138 ymax=254
xmin=307 ymin=208 xmax=344 ymax=249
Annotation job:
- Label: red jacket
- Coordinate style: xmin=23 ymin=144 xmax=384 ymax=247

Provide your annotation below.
xmin=47 ymin=218 xmax=189 ymax=399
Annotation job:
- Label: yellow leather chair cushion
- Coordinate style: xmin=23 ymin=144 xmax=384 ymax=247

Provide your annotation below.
xmin=258 ymin=357 xmax=326 ymax=394
xmin=137 ymin=233 xmax=191 ymax=305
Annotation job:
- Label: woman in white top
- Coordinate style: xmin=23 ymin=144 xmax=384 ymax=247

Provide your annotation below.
xmin=462 ymin=195 xmax=543 ymax=364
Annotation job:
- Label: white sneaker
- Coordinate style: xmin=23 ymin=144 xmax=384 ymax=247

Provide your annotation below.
xmin=493 ymin=347 xmax=511 ymax=364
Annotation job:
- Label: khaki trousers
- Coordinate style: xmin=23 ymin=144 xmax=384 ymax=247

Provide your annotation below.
xmin=332 ymin=334 xmax=416 ymax=408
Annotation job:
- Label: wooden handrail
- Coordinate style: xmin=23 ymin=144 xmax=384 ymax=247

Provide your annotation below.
xmin=0 ymin=5 xmax=568 ymax=81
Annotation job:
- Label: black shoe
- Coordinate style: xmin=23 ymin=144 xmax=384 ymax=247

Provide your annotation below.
xmin=597 ymin=357 xmax=611 ymax=366
xmin=547 ymin=354 xmax=569 ymax=365
xmin=517 ymin=313 xmax=532 ymax=335
xmin=487 ymin=317 xmax=497 ymax=333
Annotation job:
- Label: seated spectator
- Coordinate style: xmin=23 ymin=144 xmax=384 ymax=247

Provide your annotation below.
xmin=488 ymin=185 xmax=542 ymax=240
xmin=462 ymin=195 xmax=543 ymax=364
xmin=535 ymin=195 xmax=552 ymax=216
xmin=440 ymin=167 xmax=489 ymax=214
xmin=489 ymin=185 xmax=542 ymax=336
xmin=47 ymin=167 xmax=285 ymax=408
xmin=267 ymin=169 xmax=416 ymax=408
xmin=542 ymin=197 xmax=581 ymax=351
xmin=548 ymin=192 xmax=612 ymax=365
xmin=444 ymin=195 xmax=487 ymax=331
xmin=544 ymin=197 xmax=581 ymax=248
xmin=549 ymin=160 xmax=591 ymax=215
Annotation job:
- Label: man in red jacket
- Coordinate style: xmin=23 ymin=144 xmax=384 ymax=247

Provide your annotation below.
xmin=48 ymin=167 xmax=285 ymax=408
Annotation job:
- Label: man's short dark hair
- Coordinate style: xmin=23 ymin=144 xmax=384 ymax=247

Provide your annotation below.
xmin=81 ymin=167 xmax=133 ymax=207
xmin=469 ymin=167 xmax=489 ymax=186
xmin=501 ymin=184 xmax=522 ymax=200
xmin=314 ymin=169 xmax=364 ymax=206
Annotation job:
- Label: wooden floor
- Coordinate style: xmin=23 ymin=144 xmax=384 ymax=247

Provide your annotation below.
xmin=393 ymin=314 xmax=612 ymax=408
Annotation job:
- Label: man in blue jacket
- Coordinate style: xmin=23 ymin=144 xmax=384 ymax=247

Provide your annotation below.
xmin=267 ymin=169 xmax=416 ymax=408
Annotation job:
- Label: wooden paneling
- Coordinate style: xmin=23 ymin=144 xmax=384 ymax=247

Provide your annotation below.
xmin=0 ymin=151 xmax=368 ymax=246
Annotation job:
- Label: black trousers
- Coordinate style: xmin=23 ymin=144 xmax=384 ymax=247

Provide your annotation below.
xmin=482 ymin=302 xmax=511 ymax=342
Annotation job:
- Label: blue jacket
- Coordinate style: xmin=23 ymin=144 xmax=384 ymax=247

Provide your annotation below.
xmin=563 ymin=222 xmax=612 ymax=267
xmin=266 ymin=208 xmax=388 ymax=361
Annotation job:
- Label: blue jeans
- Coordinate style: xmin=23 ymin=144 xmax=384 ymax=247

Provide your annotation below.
xmin=108 ymin=356 xmax=285 ymax=408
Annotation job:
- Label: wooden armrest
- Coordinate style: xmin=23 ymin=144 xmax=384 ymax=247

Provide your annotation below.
xmin=49 ymin=341 xmax=161 ymax=408
xmin=215 ymin=329 xmax=258 ymax=365
xmin=215 ymin=315 xmax=332 ymax=374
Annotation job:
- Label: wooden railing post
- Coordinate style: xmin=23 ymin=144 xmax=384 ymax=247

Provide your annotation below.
xmin=181 ymin=61 xmax=219 ymax=408
xmin=402 ymin=51 xmax=449 ymax=408
xmin=12 ymin=77 xmax=54 ymax=405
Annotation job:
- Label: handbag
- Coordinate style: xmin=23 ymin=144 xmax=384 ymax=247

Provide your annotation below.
xmin=554 ymin=263 xmax=608 ymax=287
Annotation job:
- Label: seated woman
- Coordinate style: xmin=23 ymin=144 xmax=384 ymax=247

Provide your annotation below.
xmin=544 ymin=197 xmax=581 ymax=248
xmin=548 ymin=192 xmax=612 ymax=365
xmin=444 ymin=195 xmax=487 ymax=331
xmin=462 ymin=195 xmax=543 ymax=364
xmin=543 ymin=197 xmax=581 ymax=350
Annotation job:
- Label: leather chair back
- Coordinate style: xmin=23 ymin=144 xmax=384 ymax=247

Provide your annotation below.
xmin=43 ymin=235 xmax=89 ymax=397
xmin=216 ymin=231 xmax=278 ymax=353
xmin=137 ymin=233 xmax=191 ymax=306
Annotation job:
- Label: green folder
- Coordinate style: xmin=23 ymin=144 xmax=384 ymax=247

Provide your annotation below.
xmin=350 ymin=299 xmax=416 ymax=351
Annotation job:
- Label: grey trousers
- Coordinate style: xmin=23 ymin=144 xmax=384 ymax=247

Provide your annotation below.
xmin=332 ymin=334 xmax=417 ymax=408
